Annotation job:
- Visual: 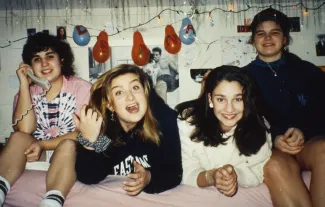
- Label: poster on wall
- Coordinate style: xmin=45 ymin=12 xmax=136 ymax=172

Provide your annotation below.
xmin=221 ymin=36 xmax=256 ymax=67
xmin=316 ymin=34 xmax=325 ymax=56
xmin=88 ymin=47 xmax=112 ymax=83
xmin=109 ymin=45 xmax=179 ymax=109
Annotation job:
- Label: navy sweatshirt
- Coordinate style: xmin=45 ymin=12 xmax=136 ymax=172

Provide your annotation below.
xmin=75 ymin=92 xmax=182 ymax=194
xmin=242 ymin=53 xmax=325 ymax=141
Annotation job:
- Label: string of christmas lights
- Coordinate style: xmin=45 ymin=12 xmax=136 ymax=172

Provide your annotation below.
xmin=1 ymin=2 xmax=325 ymax=48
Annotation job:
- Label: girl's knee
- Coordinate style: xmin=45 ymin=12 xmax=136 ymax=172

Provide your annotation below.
xmin=313 ymin=139 xmax=325 ymax=162
xmin=8 ymin=131 xmax=35 ymax=146
xmin=264 ymin=152 xmax=300 ymax=177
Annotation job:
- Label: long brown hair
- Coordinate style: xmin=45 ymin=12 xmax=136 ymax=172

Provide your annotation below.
xmin=89 ymin=64 xmax=160 ymax=146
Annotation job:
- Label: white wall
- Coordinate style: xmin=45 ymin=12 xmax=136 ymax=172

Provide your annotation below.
xmin=0 ymin=4 xmax=325 ymax=142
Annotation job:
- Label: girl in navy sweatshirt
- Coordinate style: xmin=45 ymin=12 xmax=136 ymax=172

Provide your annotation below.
xmin=242 ymin=8 xmax=325 ymax=207
xmin=75 ymin=64 xmax=182 ymax=195
xmin=40 ymin=64 xmax=182 ymax=207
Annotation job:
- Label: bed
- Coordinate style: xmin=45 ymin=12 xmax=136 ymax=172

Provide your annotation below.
xmin=4 ymin=170 xmax=311 ymax=207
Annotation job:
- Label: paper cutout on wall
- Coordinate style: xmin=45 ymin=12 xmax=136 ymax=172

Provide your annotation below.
xmin=190 ymin=69 xmax=212 ymax=83
xmin=221 ymin=36 xmax=256 ymax=67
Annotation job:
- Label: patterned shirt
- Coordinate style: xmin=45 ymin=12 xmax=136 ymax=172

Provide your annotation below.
xmin=13 ymin=76 xmax=92 ymax=159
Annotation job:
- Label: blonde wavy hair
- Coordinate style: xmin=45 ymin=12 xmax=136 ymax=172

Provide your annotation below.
xmin=89 ymin=64 xmax=160 ymax=146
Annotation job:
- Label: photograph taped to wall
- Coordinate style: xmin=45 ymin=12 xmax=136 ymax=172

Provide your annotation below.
xmin=56 ymin=26 xmax=67 ymax=40
xmin=289 ymin=17 xmax=300 ymax=32
xmin=88 ymin=47 xmax=112 ymax=83
xmin=27 ymin=28 xmax=36 ymax=37
xmin=110 ymin=45 xmax=179 ymax=109
xmin=42 ymin=30 xmax=49 ymax=35
xmin=316 ymin=34 xmax=325 ymax=56
xmin=190 ymin=69 xmax=212 ymax=83
xmin=221 ymin=36 xmax=256 ymax=67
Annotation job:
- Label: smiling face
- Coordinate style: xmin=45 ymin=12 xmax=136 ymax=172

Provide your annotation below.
xmin=31 ymin=48 xmax=63 ymax=84
xmin=208 ymin=80 xmax=244 ymax=132
xmin=253 ymin=21 xmax=287 ymax=62
xmin=108 ymin=73 xmax=148 ymax=132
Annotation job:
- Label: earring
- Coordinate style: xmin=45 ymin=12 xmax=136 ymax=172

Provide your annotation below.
xmin=209 ymin=103 xmax=213 ymax=108
xmin=111 ymin=111 xmax=115 ymax=122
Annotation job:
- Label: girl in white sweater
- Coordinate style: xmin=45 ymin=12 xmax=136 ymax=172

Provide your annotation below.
xmin=176 ymin=66 xmax=272 ymax=196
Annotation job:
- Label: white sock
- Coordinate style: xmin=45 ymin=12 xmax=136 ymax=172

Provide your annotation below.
xmin=40 ymin=190 xmax=65 ymax=207
xmin=0 ymin=176 xmax=10 ymax=205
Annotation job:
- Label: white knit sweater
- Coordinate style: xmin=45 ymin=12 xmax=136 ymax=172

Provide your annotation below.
xmin=178 ymin=119 xmax=272 ymax=188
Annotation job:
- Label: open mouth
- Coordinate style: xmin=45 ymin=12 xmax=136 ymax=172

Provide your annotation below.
xmin=126 ymin=103 xmax=139 ymax=113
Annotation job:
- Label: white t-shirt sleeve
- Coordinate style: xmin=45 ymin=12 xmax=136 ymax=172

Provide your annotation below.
xmin=178 ymin=119 xmax=204 ymax=187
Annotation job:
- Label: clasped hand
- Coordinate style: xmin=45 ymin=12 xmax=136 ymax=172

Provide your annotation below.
xmin=213 ymin=164 xmax=238 ymax=197
xmin=123 ymin=161 xmax=151 ymax=196
xmin=274 ymin=127 xmax=304 ymax=155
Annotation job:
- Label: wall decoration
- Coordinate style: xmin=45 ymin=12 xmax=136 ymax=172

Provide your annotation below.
xmin=179 ymin=17 xmax=196 ymax=45
xmin=289 ymin=17 xmax=301 ymax=32
xmin=73 ymin=25 xmax=90 ymax=46
xmin=88 ymin=47 xmax=112 ymax=83
xmin=56 ymin=26 xmax=67 ymax=40
xmin=132 ymin=31 xmax=150 ymax=66
xmin=110 ymin=45 xmax=179 ymax=109
xmin=237 ymin=25 xmax=250 ymax=33
xmin=27 ymin=28 xmax=36 ymax=37
xmin=164 ymin=25 xmax=182 ymax=54
xmin=190 ymin=69 xmax=212 ymax=83
xmin=221 ymin=36 xmax=256 ymax=67
xmin=316 ymin=34 xmax=325 ymax=56
xmin=93 ymin=31 xmax=110 ymax=63
xmin=2 ymin=2 xmax=325 ymax=49
xmin=244 ymin=18 xmax=252 ymax=26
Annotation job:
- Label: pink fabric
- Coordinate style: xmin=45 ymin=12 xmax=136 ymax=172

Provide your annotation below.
xmin=5 ymin=170 xmax=311 ymax=207
xmin=13 ymin=76 xmax=91 ymax=117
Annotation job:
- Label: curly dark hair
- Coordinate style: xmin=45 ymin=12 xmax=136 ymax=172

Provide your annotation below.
xmin=176 ymin=65 xmax=269 ymax=156
xmin=22 ymin=32 xmax=75 ymax=78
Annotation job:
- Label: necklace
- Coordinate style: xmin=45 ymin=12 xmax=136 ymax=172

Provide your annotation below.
xmin=266 ymin=63 xmax=279 ymax=77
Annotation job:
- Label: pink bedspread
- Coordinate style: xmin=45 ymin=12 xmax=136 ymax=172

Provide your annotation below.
xmin=4 ymin=170 xmax=311 ymax=207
